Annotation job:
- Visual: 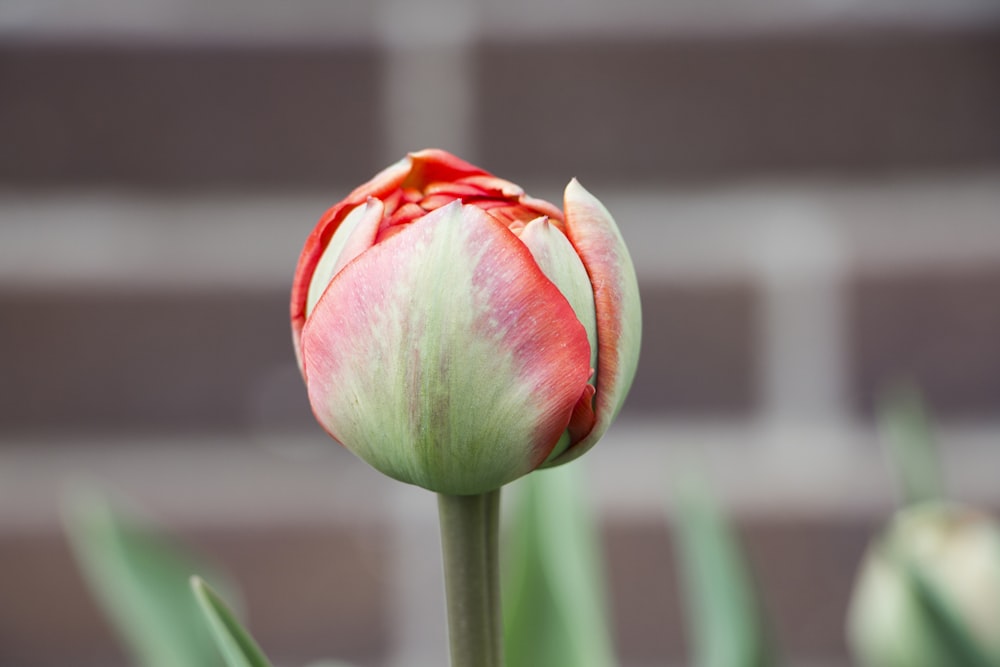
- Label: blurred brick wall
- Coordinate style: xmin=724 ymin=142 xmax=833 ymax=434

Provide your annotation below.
xmin=2 ymin=2 xmax=1000 ymax=667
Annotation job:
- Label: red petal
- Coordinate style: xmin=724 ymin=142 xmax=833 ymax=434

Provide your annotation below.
xmin=566 ymin=383 xmax=597 ymax=446
xmin=290 ymin=157 xmax=410 ymax=366
xmin=418 ymin=193 xmax=464 ymax=211
xmin=403 ymin=149 xmax=489 ymax=189
xmin=423 ymin=181 xmax=492 ymax=199
xmin=552 ymin=179 xmax=642 ymax=463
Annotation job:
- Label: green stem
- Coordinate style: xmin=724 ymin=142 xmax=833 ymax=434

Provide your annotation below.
xmin=437 ymin=490 xmax=503 ymax=667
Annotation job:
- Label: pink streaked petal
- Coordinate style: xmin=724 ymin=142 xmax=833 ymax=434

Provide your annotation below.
xmin=520 ymin=215 xmax=600 ymax=461
xmin=459 ymin=174 xmax=525 ymax=198
xmin=328 ymin=198 xmax=384 ymax=282
xmin=423 ymin=181 xmax=492 ymax=199
xmin=518 ymin=193 xmax=565 ymax=222
xmin=477 ymin=201 xmax=553 ymax=227
xmin=507 ymin=219 xmax=528 ymax=236
xmin=403 ymin=149 xmax=489 ymax=189
xmin=543 ymin=383 xmax=596 ymax=463
xmin=374 ymin=222 xmax=412 ymax=245
xmin=304 ymin=199 xmax=384 ymax=321
xmin=290 ymin=156 xmax=411 ymax=357
xmin=566 ymin=384 xmax=597 ymax=448
xmin=386 ymin=202 xmax=427 ymax=227
xmin=418 ymin=193 xmax=463 ymax=211
xmin=518 ymin=216 xmax=598 ymax=374
xmin=550 ymin=179 xmax=642 ymax=464
xmin=301 ymin=202 xmax=591 ymax=494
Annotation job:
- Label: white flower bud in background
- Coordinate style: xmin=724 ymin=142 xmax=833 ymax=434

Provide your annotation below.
xmin=848 ymin=502 xmax=1000 ymax=667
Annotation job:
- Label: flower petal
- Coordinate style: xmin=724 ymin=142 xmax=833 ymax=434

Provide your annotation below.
xmin=551 ymin=179 xmax=642 ymax=464
xmin=518 ymin=216 xmax=600 ymax=460
xmin=403 ymin=149 xmax=489 ymax=188
xmin=519 ymin=216 xmax=598 ymax=374
xmin=305 ymin=198 xmax=385 ymax=320
xmin=291 ymin=156 xmax=411 ymax=360
xmin=301 ymin=202 xmax=591 ymax=494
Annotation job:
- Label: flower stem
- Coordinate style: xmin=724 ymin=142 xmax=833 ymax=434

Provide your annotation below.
xmin=437 ymin=490 xmax=503 ymax=667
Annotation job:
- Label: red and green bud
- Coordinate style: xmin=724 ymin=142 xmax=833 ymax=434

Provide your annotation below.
xmin=290 ymin=150 xmax=640 ymax=494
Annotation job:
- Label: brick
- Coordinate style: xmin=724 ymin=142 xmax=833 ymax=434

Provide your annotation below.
xmin=477 ymin=27 xmax=1000 ymax=184
xmin=0 ymin=42 xmax=381 ymax=188
xmin=625 ymin=282 xmax=758 ymax=417
xmin=0 ymin=288 xmax=303 ymax=436
xmin=851 ymin=266 xmax=1000 ymax=418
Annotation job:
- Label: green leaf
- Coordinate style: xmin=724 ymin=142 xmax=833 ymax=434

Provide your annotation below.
xmin=63 ymin=489 xmax=234 ymax=667
xmin=672 ymin=477 xmax=776 ymax=667
xmin=503 ymin=463 xmax=617 ymax=667
xmin=191 ymin=577 xmax=273 ymax=667
xmin=902 ymin=557 xmax=998 ymax=667
xmin=878 ymin=383 xmax=944 ymax=506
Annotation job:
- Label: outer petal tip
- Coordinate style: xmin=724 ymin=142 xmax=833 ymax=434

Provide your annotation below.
xmin=563 ymin=177 xmax=598 ymax=210
xmin=556 ymin=178 xmax=642 ymax=462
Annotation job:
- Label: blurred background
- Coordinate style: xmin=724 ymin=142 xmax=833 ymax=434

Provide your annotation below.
xmin=2 ymin=1 xmax=1000 ymax=665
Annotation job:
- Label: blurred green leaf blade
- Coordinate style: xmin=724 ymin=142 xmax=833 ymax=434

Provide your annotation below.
xmin=64 ymin=489 xmax=233 ymax=667
xmin=672 ymin=477 xmax=776 ymax=667
xmin=879 ymin=383 xmax=944 ymax=506
xmin=191 ymin=577 xmax=274 ymax=667
xmin=904 ymin=560 xmax=997 ymax=667
xmin=503 ymin=463 xmax=617 ymax=667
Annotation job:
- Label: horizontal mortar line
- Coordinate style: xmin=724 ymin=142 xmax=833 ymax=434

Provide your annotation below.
xmin=3 ymin=418 xmax=1000 ymax=532
xmin=2 ymin=0 xmax=997 ymax=43
xmin=478 ymin=0 xmax=1000 ymax=37
xmin=1 ymin=173 xmax=1000 ymax=288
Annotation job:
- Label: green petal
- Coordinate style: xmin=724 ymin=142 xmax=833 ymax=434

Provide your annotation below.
xmin=551 ymin=179 xmax=641 ymax=464
xmin=306 ymin=199 xmax=383 ymax=318
xmin=519 ymin=216 xmax=598 ymax=379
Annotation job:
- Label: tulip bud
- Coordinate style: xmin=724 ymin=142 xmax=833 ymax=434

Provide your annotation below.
xmin=847 ymin=502 xmax=1000 ymax=667
xmin=290 ymin=150 xmax=640 ymax=495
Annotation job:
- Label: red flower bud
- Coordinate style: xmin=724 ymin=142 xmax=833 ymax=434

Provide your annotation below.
xmin=291 ymin=150 xmax=640 ymax=494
